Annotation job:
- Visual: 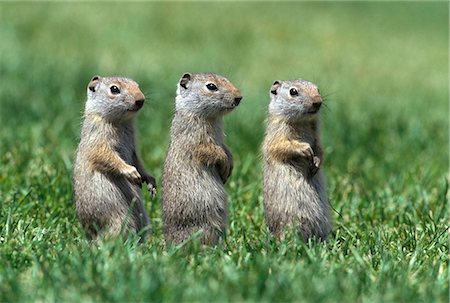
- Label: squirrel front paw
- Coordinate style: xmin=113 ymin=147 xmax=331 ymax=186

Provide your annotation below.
xmin=294 ymin=142 xmax=321 ymax=177
xmin=295 ymin=142 xmax=314 ymax=159
xmin=122 ymin=165 xmax=142 ymax=185
xmin=309 ymin=156 xmax=321 ymax=177
xmin=141 ymin=173 xmax=157 ymax=197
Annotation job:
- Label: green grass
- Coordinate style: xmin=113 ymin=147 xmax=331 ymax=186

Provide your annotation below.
xmin=0 ymin=2 xmax=448 ymax=302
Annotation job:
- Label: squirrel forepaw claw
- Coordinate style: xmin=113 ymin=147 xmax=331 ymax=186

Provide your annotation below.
xmin=312 ymin=155 xmax=320 ymax=168
xmin=147 ymin=184 xmax=157 ymax=197
xmin=141 ymin=174 xmax=157 ymax=197
xmin=309 ymin=156 xmax=321 ymax=177
xmin=296 ymin=142 xmax=314 ymax=159
xmin=123 ymin=165 xmax=142 ymax=185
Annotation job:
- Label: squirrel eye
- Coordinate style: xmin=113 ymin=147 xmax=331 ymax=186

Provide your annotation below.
xmin=110 ymin=85 xmax=120 ymax=95
xmin=289 ymin=88 xmax=298 ymax=96
xmin=206 ymin=83 xmax=218 ymax=91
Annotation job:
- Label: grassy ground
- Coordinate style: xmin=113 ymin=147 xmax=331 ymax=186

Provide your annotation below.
xmin=0 ymin=2 xmax=448 ymax=302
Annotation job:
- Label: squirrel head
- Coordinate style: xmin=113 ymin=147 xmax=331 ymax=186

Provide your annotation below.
xmin=269 ymin=79 xmax=322 ymax=122
xmin=175 ymin=73 xmax=242 ymax=118
xmin=85 ymin=75 xmax=145 ymax=122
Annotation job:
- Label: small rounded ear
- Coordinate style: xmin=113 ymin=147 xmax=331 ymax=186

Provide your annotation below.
xmin=88 ymin=75 xmax=101 ymax=92
xmin=179 ymin=73 xmax=192 ymax=89
xmin=270 ymin=80 xmax=281 ymax=95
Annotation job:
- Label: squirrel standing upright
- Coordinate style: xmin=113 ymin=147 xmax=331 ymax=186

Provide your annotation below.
xmin=262 ymin=79 xmax=331 ymax=241
xmin=73 ymin=75 xmax=156 ymax=242
xmin=162 ymin=72 xmax=242 ymax=245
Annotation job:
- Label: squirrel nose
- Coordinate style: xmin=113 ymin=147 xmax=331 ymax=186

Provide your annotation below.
xmin=312 ymin=101 xmax=322 ymax=110
xmin=233 ymin=96 xmax=242 ymax=106
xmin=135 ymin=99 xmax=144 ymax=108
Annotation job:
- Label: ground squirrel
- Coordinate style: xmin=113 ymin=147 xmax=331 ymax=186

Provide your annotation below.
xmin=262 ymin=79 xmax=331 ymax=241
xmin=162 ymin=72 xmax=242 ymax=245
xmin=73 ymin=75 xmax=156 ymax=242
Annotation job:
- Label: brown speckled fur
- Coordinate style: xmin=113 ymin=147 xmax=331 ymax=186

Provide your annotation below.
xmin=73 ymin=76 xmax=156 ymax=242
xmin=162 ymin=73 xmax=242 ymax=245
xmin=262 ymin=79 xmax=331 ymax=241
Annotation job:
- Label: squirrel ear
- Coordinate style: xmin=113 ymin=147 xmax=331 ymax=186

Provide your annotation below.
xmin=88 ymin=75 xmax=101 ymax=92
xmin=270 ymin=80 xmax=281 ymax=95
xmin=179 ymin=73 xmax=191 ymax=89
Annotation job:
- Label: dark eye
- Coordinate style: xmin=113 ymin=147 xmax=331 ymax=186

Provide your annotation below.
xmin=206 ymin=83 xmax=218 ymax=91
xmin=289 ymin=88 xmax=298 ymax=96
xmin=110 ymin=85 xmax=120 ymax=95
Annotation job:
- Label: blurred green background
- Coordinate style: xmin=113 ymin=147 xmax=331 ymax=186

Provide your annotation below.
xmin=0 ymin=2 xmax=448 ymax=302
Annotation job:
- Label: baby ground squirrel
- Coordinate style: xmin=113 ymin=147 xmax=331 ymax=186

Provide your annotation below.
xmin=73 ymin=75 xmax=156 ymax=242
xmin=162 ymin=72 xmax=242 ymax=245
xmin=262 ymin=79 xmax=331 ymax=241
